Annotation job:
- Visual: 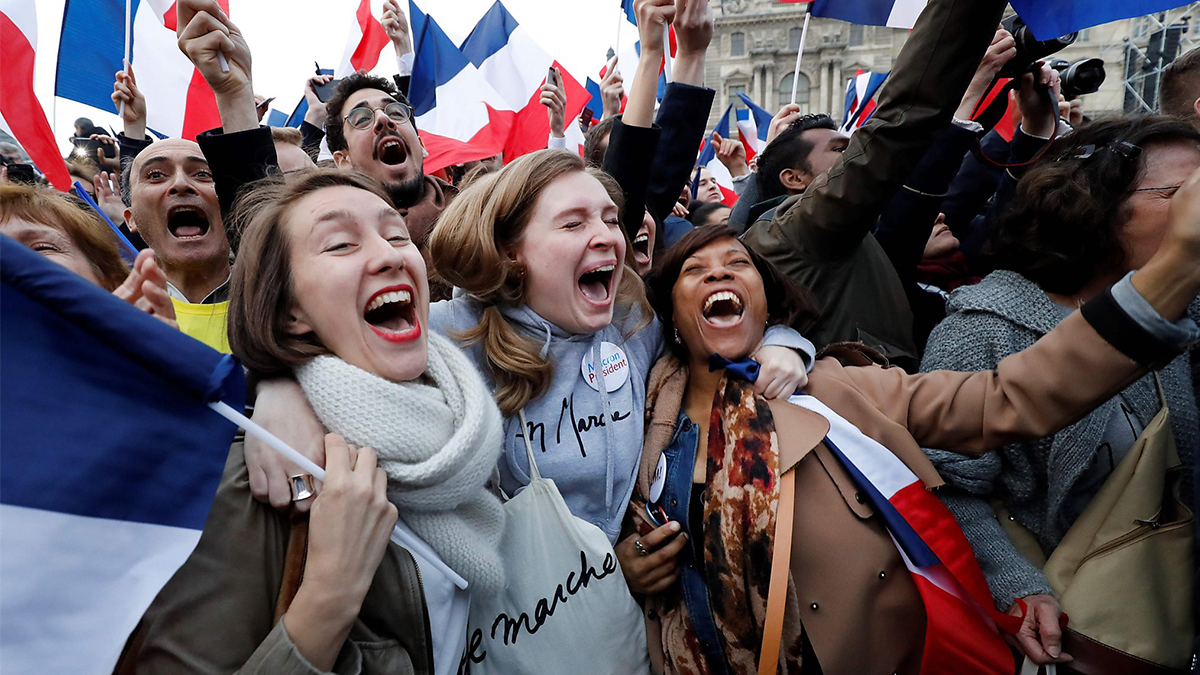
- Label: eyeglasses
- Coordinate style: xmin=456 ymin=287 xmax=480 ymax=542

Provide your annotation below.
xmin=343 ymin=101 xmax=412 ymax=130
xmin=1132 ymin=184 xmax=1182 ymax=196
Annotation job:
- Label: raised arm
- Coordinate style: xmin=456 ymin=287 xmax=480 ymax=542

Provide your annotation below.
xmin=820 ymin=177 xmax=1200 ymax=453
xmin=743 ymin=0 xmax=1009 ymax=261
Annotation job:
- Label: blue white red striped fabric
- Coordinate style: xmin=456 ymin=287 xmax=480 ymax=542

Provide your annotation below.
xmin=788 ymin=394 xmax=1019 ymax=675
xmin=1 ymin=0 xmax=71 ymax=190
xmin=735 ymin=92 xmax=772 ymax=161
xmin=695 ymin=104 xmax=739 ymax=206
xmin=408 ymin=0 xmax=512 ymax=172
xmin=809 ymin=0 xmax=927 ymax=29
xmin=0 ymin=236 xmax=245 ymax=674
xmin=840 ymin=70 xmax=888 ymax=134
xmin=57 ymin=0 xmax=226 ymax=141
xmin=460 ymin=1 xmax=590 ymax=160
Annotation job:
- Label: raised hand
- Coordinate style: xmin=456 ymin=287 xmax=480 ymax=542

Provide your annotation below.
xmin=599 ymin=58 xmax=625 ymax=120
xmin=672 ymin=0 xmax=714 ymax=86
xmin=955 ymin=26 xmax=1017 ymax=121
xmin=765 ymin=103 xmax=803 ymax=147
xmin=541 ymin=68 xmax=567 ymax=139
xmin=303 ymin=74 xmax=334 ymax=128
xmin=633 ymin=0 xmax=675 ymax=59
xmin=381 ymin=0 xmax=411 ymax=56
xmin=712 ymin=131 xmax=749 ymax=177
xmin=89 ymin=134 xmax=121 ymax=172
xmin=175 ymin=0 xmax=257 ymax=132
xmin=111 ymin=63 xmax=148 ymax=140
xmin=113 ymin=249 xmax=178 ymax=329
xmin=92 ymin=170 xmax=126 ymax=224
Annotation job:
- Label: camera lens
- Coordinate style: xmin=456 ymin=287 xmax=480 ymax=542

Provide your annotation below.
xmin=1061 ymin=58 xmax=1107 ymax=100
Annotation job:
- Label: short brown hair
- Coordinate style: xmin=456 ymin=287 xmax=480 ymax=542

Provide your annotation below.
xmin=645 ymin=224 xmax=819 ymax=360
xmin=227 ymin=169 xmax=395 ymax=377
xmin=269 ymin=126 xmax=303 ymax=147
xmin=1161 ymin=46 xmax=1200 ymax=119
xmin=0 ymin=183 xmax=128 ymax=291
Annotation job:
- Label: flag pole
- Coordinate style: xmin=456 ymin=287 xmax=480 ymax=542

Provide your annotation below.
xmin=662 ymin=23 xmax=673 ymax=83
xmin=120 ymin=0 xmax=131 ymax=117
xmin=614 ymin=1 xmax=625 ymax=74
xmin=208 ymin=400 xmax=470 ymax=590
xmin=790 ymin=11 xmax=810 ymax=105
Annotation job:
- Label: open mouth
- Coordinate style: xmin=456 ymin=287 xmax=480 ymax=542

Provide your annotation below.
xmin=166 ymin=205 xmax=210 ymax=239
xmin=632 ymin=233 xmax=651 ymax=265
xmin=702 ymin=290 xmax=744 ymax=327
xmin=578 ymin=263 xmax=616 ymax=305
xmin=376 ymin=136 xmax=408 ymax=166
xmin=363 ymin=285 xmax=421 ymax=342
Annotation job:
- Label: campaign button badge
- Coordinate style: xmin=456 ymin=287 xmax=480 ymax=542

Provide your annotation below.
xmin=580 ymin=341 xmax=630 ymax=393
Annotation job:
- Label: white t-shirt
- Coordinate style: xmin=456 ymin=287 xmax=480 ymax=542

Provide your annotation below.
xmin=394 ymin=519 xmax=470 ymax=675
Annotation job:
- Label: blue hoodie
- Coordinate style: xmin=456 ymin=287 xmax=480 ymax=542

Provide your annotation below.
xmin=430 ymin=296 xmax=813 ymax=543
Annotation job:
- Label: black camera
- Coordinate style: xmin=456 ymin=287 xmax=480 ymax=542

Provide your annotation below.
xmin=1048 ymin=57 xmax=1107 ymax=100
xmin=998 ymin=15 xmax=1078 ymax=78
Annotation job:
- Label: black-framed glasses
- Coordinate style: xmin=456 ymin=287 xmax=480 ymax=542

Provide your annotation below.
xmin=343 ymin=101 xmax=412 ymax=130
xmin=1132 ymin=184 xmax=1182 ymax=196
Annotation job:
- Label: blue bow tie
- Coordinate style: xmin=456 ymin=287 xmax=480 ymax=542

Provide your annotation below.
xmin=708 ymin=354 xmax=760 ymax=383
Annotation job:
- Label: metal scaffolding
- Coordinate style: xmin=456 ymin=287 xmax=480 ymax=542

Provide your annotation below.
xmin=1105 ymin=3 xmax=1200 ymax=113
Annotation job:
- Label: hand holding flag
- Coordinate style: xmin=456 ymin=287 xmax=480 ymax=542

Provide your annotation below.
xmin=766 ymin=103 xmax=803 ymax=146
xmin=381 ymin=0 xmax=412 ymax=57
xmin=175 ymin=0 xmax=255 ymax=132
xmin=111 ymin=64 xmax=148 ymax=140
xmin=600 ymin=57 xmax=625 ymax=118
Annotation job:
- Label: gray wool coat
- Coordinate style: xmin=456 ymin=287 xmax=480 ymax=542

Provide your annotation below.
xmin=920 ymin=270 xmax=1199 ymax=608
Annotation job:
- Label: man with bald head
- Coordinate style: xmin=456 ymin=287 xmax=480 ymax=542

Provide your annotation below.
xmin=121 ymin=138 xmax=231 ymax=351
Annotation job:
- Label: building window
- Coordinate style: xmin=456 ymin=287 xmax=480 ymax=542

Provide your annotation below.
xmin=731 ymin=32 xmax=745 ymax=56
xmin=727 ymin=84 xmax=747 ymax=107
xmin=1134 ymin=17 xmax=1150 ymax=39
xmin=789 ymin=26 xmax=803 ymax=51
xmin=1078 ymin=28 xmax=1090 ymax=42
xmin=849 ymin=24 xmax=864 ymax=46
xmin=779 ymin=73 xmax=811 ymax=114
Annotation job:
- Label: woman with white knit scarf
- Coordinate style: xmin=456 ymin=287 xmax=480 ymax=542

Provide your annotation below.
xmin=118 ymin=170 xmax=504 ymax=675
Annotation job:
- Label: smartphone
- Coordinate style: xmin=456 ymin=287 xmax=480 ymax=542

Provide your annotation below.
xmin=256 ymin=96 xmax=276 ymax=110
xmin=547 ymin=66 xmax=559 ymax=88
xmin=71 ymin=136 xmax=116 ymax=159
xmin=6 ymin=163 xmax=36 ymax=185
xmin=313 ymin=78 xmax=342 ymax=103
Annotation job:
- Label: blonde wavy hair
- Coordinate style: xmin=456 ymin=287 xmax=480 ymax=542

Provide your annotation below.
xmin=428 ymin=149 xmax=650 ymax=416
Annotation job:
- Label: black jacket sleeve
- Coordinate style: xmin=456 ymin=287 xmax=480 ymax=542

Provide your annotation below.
xmin=117 ymin=132 xmax=154 ymax=166
xmin=873 ymin=122 xmax=980 ymax=281
xmin=300 ymin=121 xmax=325 ymax=159
xmin=196 ymin=126 xmax=279 ymax=231
xmin=602 ymin=120 xmax=661 ymax=242
xmin=645 ymin=83 xmax=716 ymax=225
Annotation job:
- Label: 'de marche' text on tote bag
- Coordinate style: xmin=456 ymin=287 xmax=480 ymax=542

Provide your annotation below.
xmin=999 ymin=377 xmax=1194 ymax=672
xmin=464 ymin=411 xmax=650 ymax=674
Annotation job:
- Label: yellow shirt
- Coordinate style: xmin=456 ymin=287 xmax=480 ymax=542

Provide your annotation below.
xmin=171 ymin=298 xmax=231 ymax=353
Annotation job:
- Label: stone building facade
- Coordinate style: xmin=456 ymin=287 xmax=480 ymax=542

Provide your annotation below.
xmin=704 ymin=0 xmax=1200 ymax=131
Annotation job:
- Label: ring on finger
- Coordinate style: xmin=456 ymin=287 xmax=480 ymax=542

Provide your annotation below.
xmin=289 ymin=473 xmax=317 ymax=502
xmin=634 ymin=539 xmax=649 ymax=556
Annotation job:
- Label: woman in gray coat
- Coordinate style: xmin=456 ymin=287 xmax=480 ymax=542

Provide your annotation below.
xmin=922 ymin=115 xmax=1200 ymax=667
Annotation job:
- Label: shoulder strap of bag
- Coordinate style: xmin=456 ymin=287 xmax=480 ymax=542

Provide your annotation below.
xmin=757 ymin=400 xmax=802 ymax=675
xmin=273 ymin=513 xmax=310 ymax=623
xmin=518 ymin=409 xmax=542 ymax=480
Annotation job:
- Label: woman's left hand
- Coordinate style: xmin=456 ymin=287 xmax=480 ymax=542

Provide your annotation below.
xmin=113 ymin=249 xmax=178 ymax=329
xmin=753 ymin=345 xmax=808 ymax=400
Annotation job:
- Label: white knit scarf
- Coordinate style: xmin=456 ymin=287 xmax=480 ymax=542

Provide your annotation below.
xmin=295 ymin=331 xmax=506 ymax=596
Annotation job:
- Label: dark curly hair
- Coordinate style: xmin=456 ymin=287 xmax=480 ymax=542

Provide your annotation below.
xmin=323 ymin=72 xmax=410 ymax=154
xmin=986 ymin=115 xmax=1200 ymax=296
xmin=645 ymin=224 xmax=819 ymax=360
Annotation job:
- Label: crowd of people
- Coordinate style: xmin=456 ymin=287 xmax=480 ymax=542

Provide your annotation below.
xmin=6 ymin=0 xmax=1200 ymax=673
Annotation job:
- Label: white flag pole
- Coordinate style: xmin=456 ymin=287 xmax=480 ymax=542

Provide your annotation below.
xmin=614 ymin=4 xmax=625 ymax=74
xmin=790 ymin=12 xmax=811 ymax=105
xmin=662 ymin=23 xmax=673 ymax=83
xmin=120 ymin=0 xmax=131 ymax=117
xmin=208 ymin=400 xmax=469 ymax=590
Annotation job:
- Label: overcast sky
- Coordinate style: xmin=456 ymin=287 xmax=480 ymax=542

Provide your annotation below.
xmin=31 ymin=0 xmax=635 ymax=155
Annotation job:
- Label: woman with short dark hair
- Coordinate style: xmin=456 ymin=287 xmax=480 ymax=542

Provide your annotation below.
xmin=922 ymin=114 xmax=1200 ymax=666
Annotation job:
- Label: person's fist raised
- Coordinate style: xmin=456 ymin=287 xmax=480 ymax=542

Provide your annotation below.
xmin=634 ymin=0 xmax=675 ymax=57
xmin=175 ymin=0 xmax=252 ymax=99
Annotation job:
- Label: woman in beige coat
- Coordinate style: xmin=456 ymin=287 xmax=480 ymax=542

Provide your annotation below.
xmin=623 ymin=205 xmax=1200 ymax=675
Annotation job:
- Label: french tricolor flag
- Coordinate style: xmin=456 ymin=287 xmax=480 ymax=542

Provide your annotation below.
xmin=1 ymin=0 xmax=71 ymax=190
xmin=56 ymin=0 xmax=224 ymax=141
xmin=460 ymin=1 xmax=591 ymax=161
xmin=0 ymin=237 xmax=245 ymax=673
xmin=840 ymin=70 xmax=888 ymax=134
xmin=735 ymin=92 xmax=772 ymax=162
xmin=335 ymin=0 xmax=391 ymax=78
xmin=407 ymin=0 xmax=512 ymax=173
xmin=809 ymin=0 xmax=927 ymax=29
xmin=790 ymin=394 xmax=1020 ymax=675
xmin=695 ymin=104 xmax=739 ymax=207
